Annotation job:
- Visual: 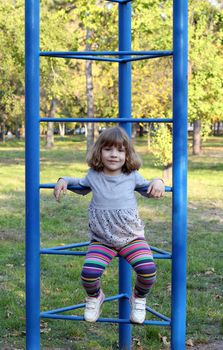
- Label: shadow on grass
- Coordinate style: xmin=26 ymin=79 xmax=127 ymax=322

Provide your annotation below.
xmin=188 ymin=160 xmax=223 ymax=172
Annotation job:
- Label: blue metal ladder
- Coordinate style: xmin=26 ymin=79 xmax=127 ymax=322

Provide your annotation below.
xmin=25 ymin=1 xmax=188 ymax=349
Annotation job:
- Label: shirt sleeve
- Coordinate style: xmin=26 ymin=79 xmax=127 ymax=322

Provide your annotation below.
xmin=60 ymin=172 xmax=91 ymax=196
xmin=134 ymin=171 xmax=151 ymax=198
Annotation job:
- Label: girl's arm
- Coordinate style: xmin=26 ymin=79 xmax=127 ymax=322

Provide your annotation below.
xmin=146 ymin=178 xmax=165 ymax=198
xmin=54 ymin=178 xmax=68 ymax=201
xmin=135 ymin=171 xmax=165 ymax=198
xmin=54 ymin=175 xmax=91 ymax=201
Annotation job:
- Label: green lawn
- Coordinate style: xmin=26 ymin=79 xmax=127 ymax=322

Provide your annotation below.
xmin=0 ymin=135 xmax=223 ymax=349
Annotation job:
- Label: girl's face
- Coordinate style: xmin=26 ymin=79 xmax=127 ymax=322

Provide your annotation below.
xmin=101 ymin=144 xmax=126 ymax=176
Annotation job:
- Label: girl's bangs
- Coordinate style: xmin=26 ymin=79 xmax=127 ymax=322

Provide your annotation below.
xmin=102 ymin=133 xmax=126 ymax=148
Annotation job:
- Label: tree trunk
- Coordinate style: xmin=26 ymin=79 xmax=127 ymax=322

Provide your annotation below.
xmin=163 ymin=163 xmax=172 ymax=182
xmin=15 ymin=118 xmax=21 ymax=139
xmin=21 ymin=121 xmax=25 ymax=138
xmin=192 ymin=120 xmax=201 ymax=155
xmin=139 ymin=124 xmax=144 ymax=137
xmin=0 ymin=121 xmax=6 ymax=142
xmin=59 ymin=122 xmax=65 ymax=137
xmin=214 ymin=121 xmax=221 ymax=136
xmin=131 ymin=124 xmax=137 ymax=144
xmin=147 ymin=125 xmax=151 ymax=150
xmin=86 ymin=29 xmax=95 ymax=151
xmin=46 ymin=98 xmax=57 ymax=149
xmin=219 ymin=122 xmax=222 ymax=135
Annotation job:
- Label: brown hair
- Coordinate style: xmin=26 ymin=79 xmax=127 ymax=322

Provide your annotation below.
xmin=86 ymin=127 xmax=141 ymax=174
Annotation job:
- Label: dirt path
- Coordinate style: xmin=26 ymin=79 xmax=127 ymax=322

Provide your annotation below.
xmin=188 ymin=341 xmax=223 ymax=350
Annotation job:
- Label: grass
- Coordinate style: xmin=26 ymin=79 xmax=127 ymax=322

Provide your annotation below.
xmin=0 ymin=135 xmax=223 ymax=349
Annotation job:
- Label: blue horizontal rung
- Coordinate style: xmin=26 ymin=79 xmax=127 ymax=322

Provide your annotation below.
xmin=40 ymin=241 xmax=171 ymax=255
xmin=107 ymin=0 xmax=133 ymax=4
xmin=41 ymin=293 xmax=128 ymax=315
xmin=42 ymin=242 xmax=90 ymax=251
xmin=153 ymin=254 xmax=172 ymax=259
xmin=151 ymin=246 xmax=172 ymax=259
xmin=40 ymin=248 xmax=171 ymax=259
xmin=40 ymin=183 xmax=172 ymax=193
xmin=40 ymin=184 xmax=89 ymax=190
xmin=146 ymin=306 xmax=171 ymax=322
xmin=144 ymin=319 xmax=170 ymax=326
xmin=42 ymin=55 xmax=121 ymax=63
xmin=40 ymin=50 xmax=173 ymax=57
xmin=40 ymin=249 xmax=86 ymax=256
xmin=40 ymin=294 xmax=171 ymax=326
xmin=40 ymin=313 xmax=170 ymax=326
xmin=137 ymin=185 xmax=172 ymax=193
xmin=66 ymin=55 xmax=120 ymax=63
xmin=41 ymin=303 xmax=86 ymax=315
xmin=150 ymin=246 xmax=172 ymax=255
xmin=40 ymin=54 xmax=171 ymax=63
xmin=40 ymin=117 xmax=173 ymax=124
xmin=40 ymin=240 xmax=171 ymax=259
xmin=121 ymin=54 xmax=172 ymax=63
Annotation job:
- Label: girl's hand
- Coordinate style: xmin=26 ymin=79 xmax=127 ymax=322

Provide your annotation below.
xmin=54 ymin=179 xmax=68 ymax=202
xmin=147 ymin=179 xmax=165 ymax=198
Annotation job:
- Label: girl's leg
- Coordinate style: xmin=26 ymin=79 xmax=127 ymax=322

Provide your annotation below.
xmin=119 ymin=238 xmax=156 ymax=298
xmin=81 ymin=241 xmax=117 ymax=297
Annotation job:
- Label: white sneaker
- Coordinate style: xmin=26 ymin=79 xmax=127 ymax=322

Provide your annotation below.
xmin=84 ymin=290 xmax=105 ymax=322
xmin=130 ymin=295 xmax=146 ymax=324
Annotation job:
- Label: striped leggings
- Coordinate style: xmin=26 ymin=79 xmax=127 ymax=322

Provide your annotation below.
xmin=81 ymin=238 xmax=156 ymax=298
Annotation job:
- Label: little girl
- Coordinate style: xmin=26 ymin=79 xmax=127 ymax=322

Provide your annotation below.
xmin=54 ymin=126 xmax=165 ymax=324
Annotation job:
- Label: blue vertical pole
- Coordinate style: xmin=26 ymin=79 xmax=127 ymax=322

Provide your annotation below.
xmin=25 ymin=0 xmax=40 ymax=348
xmin=118 ymin=2 xmax=132 ymax=350
xmin=172 ymin=0 xmax=188 ymax=349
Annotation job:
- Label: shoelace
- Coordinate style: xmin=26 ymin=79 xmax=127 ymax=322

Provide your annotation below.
xmin=134 ymin=299 xmax=146 ymax=310
xmin=85 ymin=297 xmax=101 ymax=310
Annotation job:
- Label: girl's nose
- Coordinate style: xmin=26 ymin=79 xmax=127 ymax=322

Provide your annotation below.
xmin=111 ymin=148 xmax=118 ymax=156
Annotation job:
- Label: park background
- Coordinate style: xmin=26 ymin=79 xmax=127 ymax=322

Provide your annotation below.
xmin=0 ymin=0 xmax=223 ymax=349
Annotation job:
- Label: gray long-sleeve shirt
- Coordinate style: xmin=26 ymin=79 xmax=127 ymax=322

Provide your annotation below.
xmin=62 ymin=169 xmax=151 ymax=247
xmin=62 ymin=169 xmax=151 ymax=210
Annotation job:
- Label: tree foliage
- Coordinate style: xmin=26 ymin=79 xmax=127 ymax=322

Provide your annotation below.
xmin=151 ymin=124 xmax=172 ymax=167
xmin=0 ymin=0 xmax=222 ymax=164
xmin=0 ymin=0 xmax=24 ymax=132
xmin=188 ymin=0 xmax=223 ymax=137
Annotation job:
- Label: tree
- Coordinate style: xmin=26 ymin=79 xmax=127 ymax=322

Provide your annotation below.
xmin=85 ymin=28 xmax=95 ymax=150
xmin=46 ymin=0 xmax=118 ymax=148
xmin=1 ymin=0 xmax=222 ymax=164
xmin=40 ymin=4 xmax=78 ymax=147
xmin=132 ymin=0 xmax=173 ymax=173
xmin=0 ymin=0 xmax=24 ymax=138
xmin=46 ymin=98 xmax=57 ymax=148
xmin=132 ymin=0 xmax=223 ymax=164
xmin=151 ymin=124 xmax=172 ymax=180
xmin=189 ymin=0 xmax=223 ymax=154
xmin=74 ymin=0 xmax=118 ymax=148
